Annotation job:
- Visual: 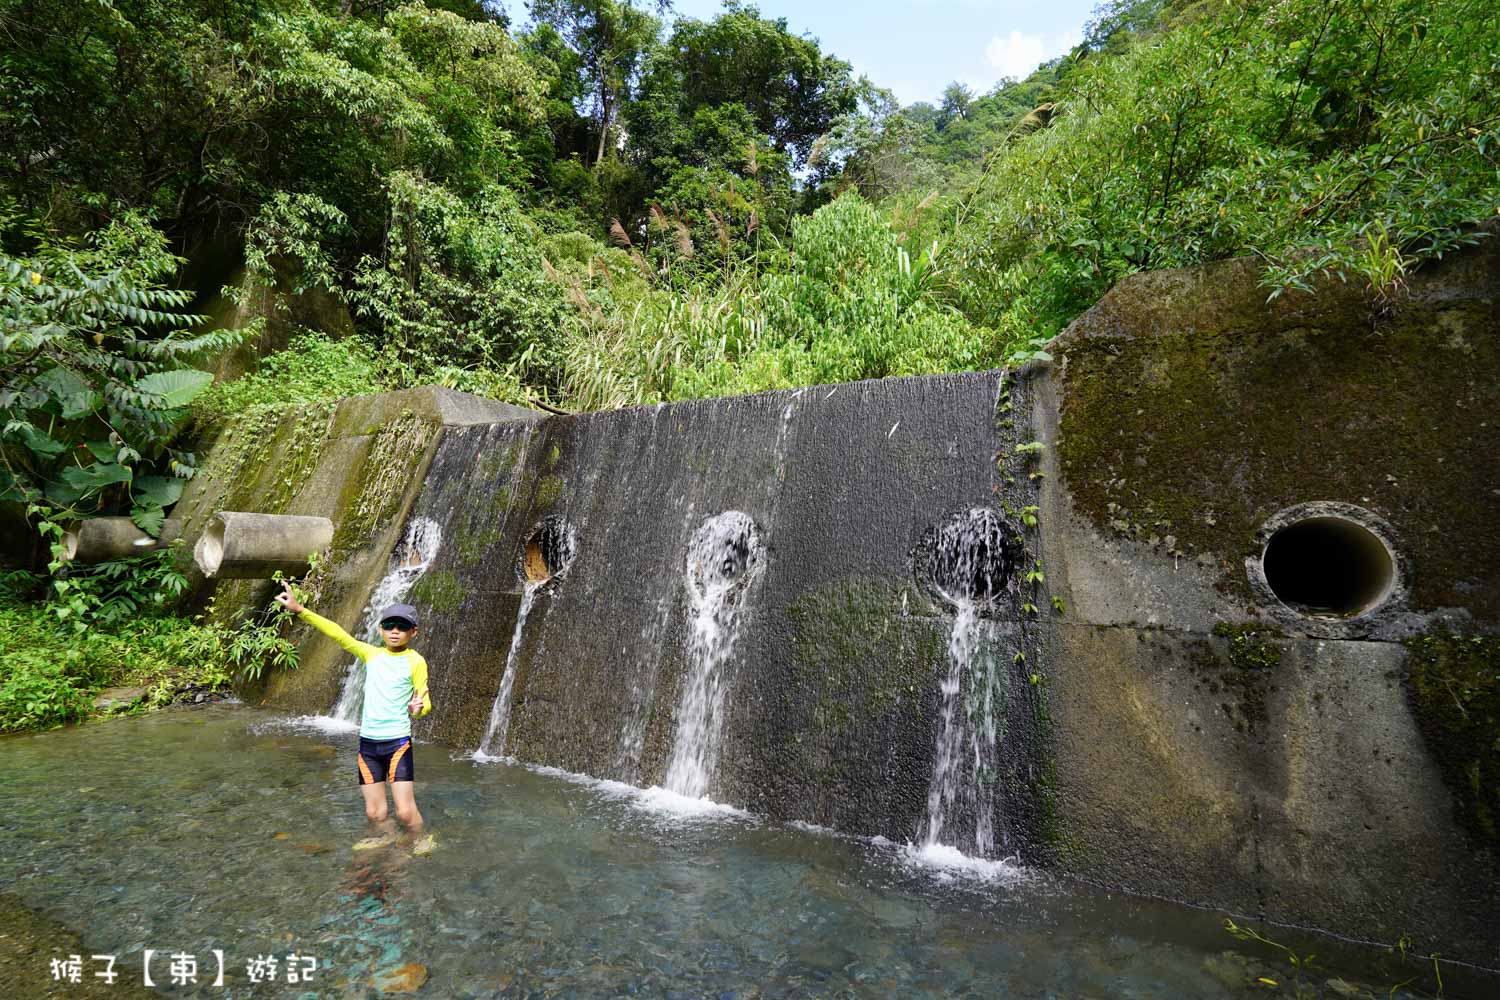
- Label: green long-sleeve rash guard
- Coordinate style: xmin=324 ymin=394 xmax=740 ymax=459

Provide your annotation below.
xmin=299 ymin=609 xmax=432 ymax=739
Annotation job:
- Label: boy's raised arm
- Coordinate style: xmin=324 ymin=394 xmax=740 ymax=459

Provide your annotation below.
xmin=408 ymin=656 xmax=433 ymax=718
xmin=275 ymin=581 xmax=377 ymax=661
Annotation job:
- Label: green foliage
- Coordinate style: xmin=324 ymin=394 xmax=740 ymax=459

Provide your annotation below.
xmin=1 ymin=218 xmax=234 ymax=529
xmin=350 ymin=173 xmax=570 ymax=398
xmin=560 ymin=192 xmax=995 ymax=408
xmin=219 ymin=608 xmax=300 ymax=685
xmin=5 ymin=0 xmax=1497 ymax=432
xmin=946 ymin=0 xmax=1500 ymax=340
xmin=629 ymin=2 xmax=856 ymax=171
xmin=0 ymin=1 xmax=546 ymax=247
xmin=0 ymin=651 xmax=95 ymax=733
xmin=532 ymin=0 xmax=668 ymax=166
xmin=36 ymin=544 xmax=190 ymax=634
xmin=195 ymin=333 xmax=383 ymax=421
xmin=0 ymin=589 xmax=299 ymax=734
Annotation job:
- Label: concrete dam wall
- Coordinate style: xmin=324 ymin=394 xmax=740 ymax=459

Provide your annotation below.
xmin=185 ymin=231 xmax=1500 ymax=968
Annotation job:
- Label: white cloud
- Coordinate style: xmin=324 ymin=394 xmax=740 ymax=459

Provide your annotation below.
xmin=984 ymin=28 xmax=1081 ymax=80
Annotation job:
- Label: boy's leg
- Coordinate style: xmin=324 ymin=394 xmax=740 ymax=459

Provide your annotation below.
xmin=360 ymin=782 xmax=390 ymax=824
xmin=390 ymin=781 xmax=423 ymax=830
xmin=386 ymin=738 xmax=422 ymax=830
xmin=356 ymin=738 xmax=393 ymax=826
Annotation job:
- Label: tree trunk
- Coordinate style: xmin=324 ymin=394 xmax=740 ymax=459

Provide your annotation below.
xmin=595 ymin=87 xmax=612 ymax=165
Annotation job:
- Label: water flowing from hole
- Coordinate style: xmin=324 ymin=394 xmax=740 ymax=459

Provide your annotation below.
xmin=919 ymin=508 xmax=1018 ymax=856
xmin=922 ymin=601 xmax=1003 ymax=854
xmin=480 ymin=517 xmax=577 ymax=757
xmin=478 ymin=581 xmax=541 ymax=757
xmin=662 ymin=512 xmax=762 ymax=798
xmin=331 ymin=517 xmax=442 ymax=722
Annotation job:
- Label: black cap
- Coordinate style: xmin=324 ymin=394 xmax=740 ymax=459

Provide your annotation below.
xmin=379 ymin=603 xmax=420 ymax=628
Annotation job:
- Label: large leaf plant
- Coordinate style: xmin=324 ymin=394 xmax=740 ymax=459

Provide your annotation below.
xmin=1 ymin=216 xmax=243 ymax=537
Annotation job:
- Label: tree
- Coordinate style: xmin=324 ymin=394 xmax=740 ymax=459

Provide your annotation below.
xmin=0 ymin=216 xmax=239 ymax=533
xmin=529 ymin=0 xmax=669 ymax=165
xmin=809 ymin=83 xmax=933 ymax=201
xmin=0 ymin=1 xmax=546 ymax=271
xmin=630 ymin=2 xmax=856 ymax=170
xmin=937 ymin=82 xmax=974 ymax=131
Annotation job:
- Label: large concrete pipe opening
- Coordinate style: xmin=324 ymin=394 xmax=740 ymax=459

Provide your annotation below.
xmin=915 ymin=507 xmax=1024 ymax=611
xmin=1260 ymin=516 xmax=1396 ymax=618
xmin=522 ymin=516 xmax=577 ymax=584
xmin=193 ymin=512 xmax=333 ymax=579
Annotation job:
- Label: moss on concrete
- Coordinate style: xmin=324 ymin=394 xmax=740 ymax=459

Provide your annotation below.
xmin=1212 ymin=621 xmax=1285 ymax=671
xmin=787 ymin=580 xmax=944 ymax=735
xmin=409 ymin=569 xmax=464 ymax=614
xmin=534 ymin=475 xmax=564 ymax=509
xmin=1404 ymin=631 xmax=1500 ymax=846
xmin=1056 ymin=256 xmax=1500 ymax=617
xmin=1183 ymin=634 xmax=1277 ymax=735
xmin=472 ymin=442 xmax=519 ymax=485
xmin=332 ymin=412 xmax=431 ymax=552
xmin=453 ymin=484 xmax=515 ymax=567
xmin=183 ymin=403 xmax=330 ymax=532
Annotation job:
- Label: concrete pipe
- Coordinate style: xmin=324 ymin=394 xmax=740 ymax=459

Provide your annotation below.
xmin=61 ymin=517 xmax=183 ymax=563
xmin=194 ymin=511 xmax=333 ymax=579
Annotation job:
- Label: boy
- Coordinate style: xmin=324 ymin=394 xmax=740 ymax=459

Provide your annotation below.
xmin=275 ymin=582 xmax=433 ymax=839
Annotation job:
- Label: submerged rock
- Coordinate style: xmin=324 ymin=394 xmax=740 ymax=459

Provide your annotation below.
xmin=91 ymin=687 xmax=148 ymax=711
xmin=372 ymin=962 xmax=428 ymax=993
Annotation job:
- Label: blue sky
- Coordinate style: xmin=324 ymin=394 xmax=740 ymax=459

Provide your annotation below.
xmin=662 ymin=0 xmax=1099 ymax=106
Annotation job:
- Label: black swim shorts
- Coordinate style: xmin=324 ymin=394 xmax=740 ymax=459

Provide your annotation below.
xmin=357 ymin=736 xmax=415 ymax=785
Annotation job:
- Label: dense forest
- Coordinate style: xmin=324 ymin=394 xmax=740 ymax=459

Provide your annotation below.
xmin=2 ymin=0 xmax=1498 ymax=727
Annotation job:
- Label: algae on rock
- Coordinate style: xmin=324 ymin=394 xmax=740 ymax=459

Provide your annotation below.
xmin=335 ymin=412 xmax=432 ymax=551
xmin=410 ymin=569 xmax=465 ymax=614
xmin=1404 ymin=631 xmax=1500 ymax=846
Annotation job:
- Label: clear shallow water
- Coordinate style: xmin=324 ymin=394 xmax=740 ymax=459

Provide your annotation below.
xmin=0 ymin=707 xmax=1458 ymax=998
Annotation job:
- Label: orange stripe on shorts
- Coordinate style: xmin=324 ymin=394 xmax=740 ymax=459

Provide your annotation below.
xmin=357 ymin=753 xmax=376 ymax=785
xmin=387 ymin=742 xmax=409 ymax=783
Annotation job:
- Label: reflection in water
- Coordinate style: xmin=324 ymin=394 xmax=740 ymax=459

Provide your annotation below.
xmin=0 ymin=707 xmax=1454 ymax=999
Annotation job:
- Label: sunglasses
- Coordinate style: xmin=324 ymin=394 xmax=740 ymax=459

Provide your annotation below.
xmin=379 ymin=619 xmax=415 ymax=631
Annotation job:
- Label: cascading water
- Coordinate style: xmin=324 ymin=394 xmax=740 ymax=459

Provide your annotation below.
xmin=922 ymin=602 xmax=1003 ymax=853
xmin=331 ymin=516 xmax=442 ymax=722
xmin=916 ymin=508 xmax=1022 ymax=855
xmin=477 ymin=582 xmax=540 ymax=758
xmin=478 ymin=516 xmax=577 ymax=758
xmin=662 ymin=511 xmax=763 ymax=798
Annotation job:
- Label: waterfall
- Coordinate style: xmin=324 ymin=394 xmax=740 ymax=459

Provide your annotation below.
xmin=918 ymin=508 xmax=1018 ymax=856
xmin=476 ymin=515 xmax=576 ymax=759
xmin=477 ymin=581 xmax=541 ymax=758
xmin=331 ymin=517 xmax=442 ymax=722
xmin=662 ymin=512 xmax=762 ymax=798
xmin=921 ymin=602 xmax=1004 ymax=853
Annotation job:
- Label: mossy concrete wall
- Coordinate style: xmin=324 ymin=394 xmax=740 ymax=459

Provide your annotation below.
xmin=199 ymin=265 xmax=355 ymax=384
xmin=175 ymin=386 xmax=540 ymax=710
xmin=1033 ymin=227 xmax=1500 ymax=968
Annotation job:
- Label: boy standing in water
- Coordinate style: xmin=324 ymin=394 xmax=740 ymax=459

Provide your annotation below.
xmin=275 ymin=583 xmax=433 ymax=842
